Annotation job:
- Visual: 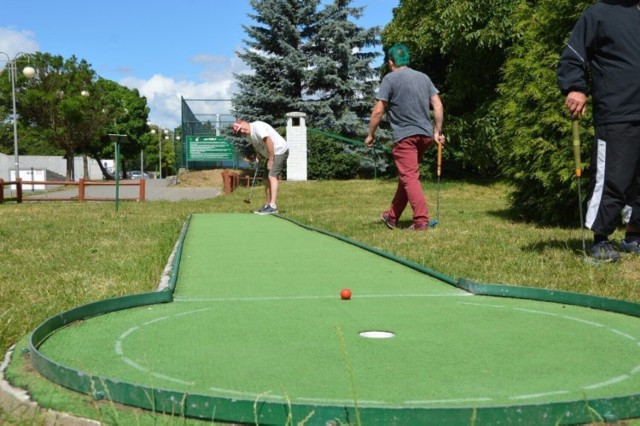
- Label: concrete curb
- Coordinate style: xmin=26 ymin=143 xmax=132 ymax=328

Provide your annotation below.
xmin=0 ymin=346 xmax=100 ymax=426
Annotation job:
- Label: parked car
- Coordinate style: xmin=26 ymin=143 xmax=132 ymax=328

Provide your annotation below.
xmin=127 ymin=170 xmax=154 ymax=179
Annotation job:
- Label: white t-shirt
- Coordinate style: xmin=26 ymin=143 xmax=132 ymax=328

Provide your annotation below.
xmin=246 ymin=121 xmax=288 ymax=157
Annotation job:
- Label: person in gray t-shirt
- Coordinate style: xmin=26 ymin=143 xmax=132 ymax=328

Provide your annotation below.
xmin=365 ymin=43 xmax=445 ymax=231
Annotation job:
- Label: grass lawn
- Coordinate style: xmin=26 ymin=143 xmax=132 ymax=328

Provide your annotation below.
xmin=1 ymin=176 xmax=639 ymax=425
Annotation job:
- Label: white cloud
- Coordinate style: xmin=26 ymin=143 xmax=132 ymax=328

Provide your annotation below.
xmin=121 ymin=53 xmax=249 ymax=129
xmin=0 ymin=27 xmax=39 ymax=64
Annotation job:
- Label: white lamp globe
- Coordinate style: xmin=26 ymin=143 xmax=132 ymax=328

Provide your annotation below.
xmin=22 ymin=66 xmax=36 ymax=79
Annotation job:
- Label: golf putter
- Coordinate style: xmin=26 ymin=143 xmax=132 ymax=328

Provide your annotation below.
xmin=243 ymin=162 xmax=260 ymax=204
xmin=429 ymin=140 xmax=443 ymax=228
xmin=572 ymin=120 xmax=597 ymax=265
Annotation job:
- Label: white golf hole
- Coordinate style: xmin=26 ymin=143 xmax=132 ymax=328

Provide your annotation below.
xmin=358 ymin=330 xmax=395 ymax=339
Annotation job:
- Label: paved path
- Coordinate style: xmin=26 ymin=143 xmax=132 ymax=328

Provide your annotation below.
xmin=136 ymin=178 xmax=222 ymax=201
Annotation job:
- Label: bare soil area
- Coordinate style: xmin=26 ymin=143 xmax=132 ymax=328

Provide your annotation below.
xmin=175 ymin=169 xmax=247 ymax=188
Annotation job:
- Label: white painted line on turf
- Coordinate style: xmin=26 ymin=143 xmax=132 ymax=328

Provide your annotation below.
xmin=123 ymin=357 xmax=149 ymax=373
xmin=111 ymin=296 xmax=640 ymax=404
xmin=360 ymin=293 xmax=472 ymax=299
xmin=143 ymin=316 xmax=170 ymax=326
xmin=173 ymin=293 xmax=471 ymax=303
xmin=514 ymin=308 xmax=558 ymax=317
xmin=457 ymin=300 xmax=640 ymax=400
xmin=208 ymin=388 xmax=289 ymax=402
xmin=459 ymin=302 xmax=504 ymax=308
xmin=114 ymin=308 xmax=209 ymax=387
xmin=561 ymin=316 xmax=604 ymax=327
xmin=583 ymin=375 xmax=630 ymax=390
xmin=206 ymin=389 xmax=384 ymax=406
xmin=175 ymin=308 xmax=209 ymax=317
xmin=297 ymin=398 xmax=384 ymax=405
xmin=609 ymin=328 xmax=637 ymax=341
xmin=119 ymin=326 xmax=139 ymax=339
xmin=405 ymin=397 xmax=493 ymax=405
xmin=208 ymin=387 xmax=264 ymax=397
xmin=151 ymin=372 xmax=193 ymax=386
xmin=509 ymin=390 xmax=570 ymax=400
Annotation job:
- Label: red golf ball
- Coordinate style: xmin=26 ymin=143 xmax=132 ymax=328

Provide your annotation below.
xmin=340 ymin=289 xmax=352 ymax=300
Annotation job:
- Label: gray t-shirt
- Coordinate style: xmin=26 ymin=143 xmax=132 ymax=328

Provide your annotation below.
xmin=376 ymin=67 xmax=439 ymax=142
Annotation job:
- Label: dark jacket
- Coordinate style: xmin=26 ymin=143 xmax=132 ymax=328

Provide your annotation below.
xmin=557 ymin=0 xmax=640 ymax=125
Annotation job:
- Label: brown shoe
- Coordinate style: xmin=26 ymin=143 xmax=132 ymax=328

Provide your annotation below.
xmin=406 ymin=223 xmax=428 ymax=231
xmin=381 ymin=211 xmax=397 ymax=229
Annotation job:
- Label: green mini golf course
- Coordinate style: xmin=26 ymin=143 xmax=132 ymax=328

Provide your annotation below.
xmin=27 ymin=214 xmax=640 ymax=425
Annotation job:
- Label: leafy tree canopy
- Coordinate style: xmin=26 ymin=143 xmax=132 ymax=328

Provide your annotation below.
xmin=1 ymin=52 xmax=150 ymax=179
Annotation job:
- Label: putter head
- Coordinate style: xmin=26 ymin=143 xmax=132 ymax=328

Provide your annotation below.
xmin=582 ymin=254 xmax=600 ymax=267
xmin=429 ymin=219 xmax=438 ymax=227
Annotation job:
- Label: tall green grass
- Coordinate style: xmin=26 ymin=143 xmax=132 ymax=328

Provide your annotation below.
xmin=1 ymin=178 xmax=639 ymax=424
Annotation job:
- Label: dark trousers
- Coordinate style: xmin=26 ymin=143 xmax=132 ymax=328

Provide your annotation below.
xmin=586 ymin=122 xmax=640 ymax=236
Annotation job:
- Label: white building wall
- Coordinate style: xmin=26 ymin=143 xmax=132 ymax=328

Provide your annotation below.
xmin=285 ymin=112 xmax=307 ymax=181
xmin=0 ymin=153 xmax=104 ymax=182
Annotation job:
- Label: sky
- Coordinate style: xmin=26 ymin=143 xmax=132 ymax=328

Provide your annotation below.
xmin=0 ymin=0 xmax=397 ymax=130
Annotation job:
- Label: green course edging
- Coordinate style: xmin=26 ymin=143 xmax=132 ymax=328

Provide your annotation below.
xmin=457 ymin=278 xmax=640 ymax=318
xmin=167 ymin=214 xmax=192 ymax=292
xmin=27 ymin=214 xmax=190 ymax=415
xmin=25 ymin=214 xmax=640 ymax=425
xmin=29 ymin=291 xmax=172 ymax=392
xmin=30 ymin=291 xmax=172 ymax=351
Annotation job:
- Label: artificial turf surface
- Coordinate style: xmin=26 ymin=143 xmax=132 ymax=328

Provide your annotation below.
xmin=35 ymin=214 xmax=640 ymax=409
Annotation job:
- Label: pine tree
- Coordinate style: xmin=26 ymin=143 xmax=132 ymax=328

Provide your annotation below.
xmin=303 ymin=0 xmax=380 ymax=136
xmin=232 ymin=0 xmax=320 ymax=127
xmin=232 ymin=0 xmax=380 ymax=135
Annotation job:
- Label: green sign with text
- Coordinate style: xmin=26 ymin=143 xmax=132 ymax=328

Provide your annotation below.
xmin=186 ymin=136 xmax=235 ymax=161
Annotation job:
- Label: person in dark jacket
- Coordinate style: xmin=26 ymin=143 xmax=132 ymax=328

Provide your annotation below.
xmin=557 ymin=0 xmax=640 ymax=262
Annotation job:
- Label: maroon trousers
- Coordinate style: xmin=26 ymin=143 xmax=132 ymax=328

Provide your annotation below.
xmin=387 ymin=134 xmax=434 ymax=226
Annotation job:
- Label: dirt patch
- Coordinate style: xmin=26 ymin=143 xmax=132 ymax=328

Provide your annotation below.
xmin=175 ymin=169 xmax=248 ymax=188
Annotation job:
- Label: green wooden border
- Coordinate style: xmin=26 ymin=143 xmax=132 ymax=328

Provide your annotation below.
xmin=167 ymin=214 xmax=191 ymax=292
xmin=27 ymin=214 xmax=640 ymax=425
xmin=457 ymin=278 xmax=640 ymax=318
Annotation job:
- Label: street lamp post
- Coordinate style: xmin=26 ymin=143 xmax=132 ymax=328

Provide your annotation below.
xmin=174 ymin=134 xmax=181 ymax=174
xmin=150 ymin=127 xmax=169 ymax=179
xmin=0 ymin=52 xmax=35 ymax=180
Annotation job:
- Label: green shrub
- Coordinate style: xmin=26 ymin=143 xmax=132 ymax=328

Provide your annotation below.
xmin=496 ymin=0 xmax=594 ymax=225
xmin=307 ymin=133 xmax=366 ymax=180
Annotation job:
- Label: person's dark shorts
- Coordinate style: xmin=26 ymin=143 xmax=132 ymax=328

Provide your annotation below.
xmin=266 ymin=150 xmax=289 ymax=177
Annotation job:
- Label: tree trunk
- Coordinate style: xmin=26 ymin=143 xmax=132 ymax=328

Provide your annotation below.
xmin=83 ymin=154 xmax=89 ymax=179
xmin=93 ymin=155 xmax=113 ymax=180
xmin=65 ymin=153 xmax=75 ymax=181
